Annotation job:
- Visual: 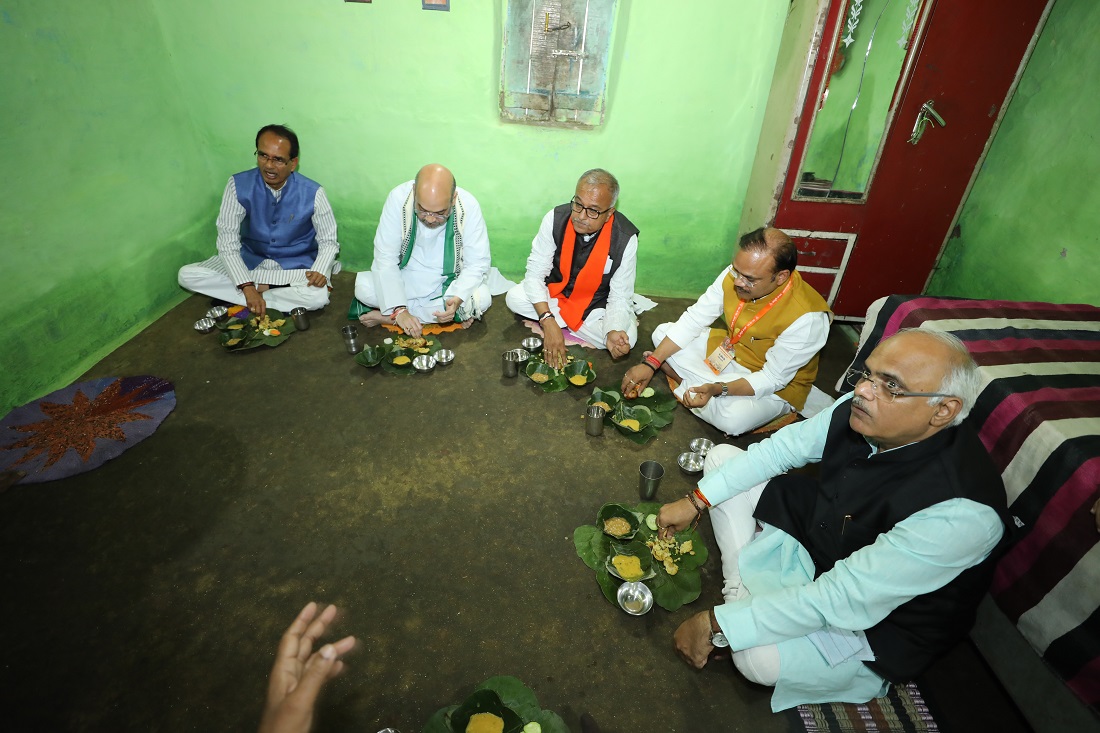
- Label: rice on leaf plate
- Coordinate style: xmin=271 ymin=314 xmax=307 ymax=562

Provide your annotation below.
xmin=563 ymin=359 xmax=596 ymax=388
xmin=421 ymin=676 xmax=568 ymax=733
xmin=217 ymin=309 xmax=296 ymax=351
xmin=587 ymin=387 xmax=678 ymax=445
xmin=361 ymin=337 xmax=442 ymax=375
xmin=525 ymin=360 xmax=568 ymax=393
xmin=574 ymin=501 xmax=710 ymax=612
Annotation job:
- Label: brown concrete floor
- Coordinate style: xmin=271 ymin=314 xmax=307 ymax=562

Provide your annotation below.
xmin=0 ymin=272 xmax=1032 ymax=732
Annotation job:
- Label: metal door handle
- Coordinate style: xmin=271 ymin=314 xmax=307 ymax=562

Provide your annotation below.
xmin=908 ymin=100 xmax=946 ymax=145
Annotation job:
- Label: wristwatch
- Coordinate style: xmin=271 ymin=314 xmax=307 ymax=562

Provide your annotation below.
xmin=538 ymin=311 xmax=555 ymax=323
xmin=709 ymin=609 xmax=729 ymax=648
xmin=719 ymin=383 xmax=729 ymax=397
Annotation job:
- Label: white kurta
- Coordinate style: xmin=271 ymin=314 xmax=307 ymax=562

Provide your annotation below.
xmin=504 ymin=208 xmax=639 ymax=349
xmin=353 ymin=181 xmax=492 ymax=323
xmin=654 ymin=269 xmax=830 ymax=435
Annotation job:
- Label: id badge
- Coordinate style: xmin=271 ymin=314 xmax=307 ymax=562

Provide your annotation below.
xmin=705 ymin=343 xmax=734 ymax=375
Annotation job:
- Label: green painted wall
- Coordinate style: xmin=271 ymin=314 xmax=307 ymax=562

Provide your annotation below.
xmin=928 ymin=0 xmax=1100 ymax=306
xmin=0 ymin=1 xmax=214 ymax=418
xmin=2 ymin=0 xmax=788 ymax=417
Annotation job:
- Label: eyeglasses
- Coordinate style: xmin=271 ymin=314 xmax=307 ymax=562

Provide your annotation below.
xmin=728 ymin=264 xmax=768 ymax=287
xmin=845 ymin=368 xmax=953 ymax=403
xmin=570 ymin=197 xmax=613 ymax=219
xmin=415 ymin=202 xmax=452 ymax=221
xmin=255 ymin=151 xmax=291 ymax=167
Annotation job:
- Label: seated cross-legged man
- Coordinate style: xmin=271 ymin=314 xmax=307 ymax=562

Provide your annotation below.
xmin=351 ymin=164 xmax=492 ymax=339
xmin=621 ymin=227 xmax=830 ymax=436
xmin=178 ymin=124 xmax=340 ymax=318
xmin=505 ymin=168 xmax=639 ymax=369
xmin=658 ymin=328 xmax=1011 ymax=711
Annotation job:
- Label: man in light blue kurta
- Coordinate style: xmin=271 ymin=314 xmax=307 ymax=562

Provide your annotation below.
xmin=657 ymin=328 xmax=1009 ymax=711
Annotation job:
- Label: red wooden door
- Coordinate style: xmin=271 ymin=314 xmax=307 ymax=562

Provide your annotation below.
xmin=774 ymin=0 xmax=1051 ymax=319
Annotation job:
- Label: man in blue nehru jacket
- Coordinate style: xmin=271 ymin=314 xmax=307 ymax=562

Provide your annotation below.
xmin=179 ymin=124 xmax=340 ymax=317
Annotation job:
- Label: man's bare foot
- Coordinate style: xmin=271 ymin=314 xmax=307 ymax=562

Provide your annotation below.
xmin=460 ymin=318 xmax=474 ymax=329
xmin=358 ymin=310 xmax=393 ymax=328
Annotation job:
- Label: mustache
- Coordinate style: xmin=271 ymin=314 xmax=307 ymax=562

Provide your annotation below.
xmin=852 ymin=395 xmax=867 ymax=411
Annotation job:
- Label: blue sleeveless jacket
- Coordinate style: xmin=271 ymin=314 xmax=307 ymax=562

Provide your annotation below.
xmin=232 ymin=169 xmax=320 ymax=270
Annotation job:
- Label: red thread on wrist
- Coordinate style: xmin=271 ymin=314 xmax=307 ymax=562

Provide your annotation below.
xmin=644 ymin=354 xmax=662 ymax=370
xmin=693 ymin=488 xmax=712 ymax=508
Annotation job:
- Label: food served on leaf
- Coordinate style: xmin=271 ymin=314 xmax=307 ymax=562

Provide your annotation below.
xmin=392 ymin=355 xmax=411 ymax=366
xmin=568 ymin=375 xmax=587 ymax=386
xmin=523 ymin=723 xmax=543 ymax=733
xmin=616 ymin=418 xmax=641 ymax=431
xmin=647 ymin=534 xmax=695 ymax=575
xmin=641 ymin=387 xmax=655 ymax=397
xmin=466 ymin=712 xmax=504 ymax=733
xmin=394 ymin=335 xmax=430 ymax=350
xmin=530 ymin=372 xmax=550 ymax=383
xmin=645 ymin=513 xmax=658 ymax=530
xmin=225 ymin=337 xmax=242 ymax=346
xmin=603 ymin=517 xmax=632 ymax=537
xmin=611 ymin=554 xmax=644 ymax=581
xmin=591 ymin=401 xmax=611 ymax=412
xmin=228 ymin=323 xmax=244 ymax=330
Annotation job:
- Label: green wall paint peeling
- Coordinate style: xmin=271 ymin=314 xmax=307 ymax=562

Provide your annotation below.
xmin=3 ymin=0 xmax=790 ymax=417
xmin=929 ymin=0 xmax=1100 ymax=306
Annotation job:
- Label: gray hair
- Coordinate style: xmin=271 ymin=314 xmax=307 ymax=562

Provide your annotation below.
xmin=893 ymin=327 xmax=982 ymax=426
xmin=577 ymin=168 xmax=619 ymax=205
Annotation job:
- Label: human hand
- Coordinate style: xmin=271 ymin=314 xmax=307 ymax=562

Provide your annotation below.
xmin=605 ymin=330 xmax=630 ymax=359
xmin=258 ymin=602 xmax=357 ymax=733
xmin=431 ymin=297 xmax=461 ymax=324
xmin=1091 ymin=497 xmax=1100 ymax=533
xmin=620 ymin=364 xmax=653 ymax=399
xmin=542 ymin=319 xmax=568 ymax=370
xmin=673 ymin=610 xmax=714 ymax=670
xmin=243 ymin=285 xmax=266 ymax=318
xmin=683 ymin=384 xmax=718 ymax=409
xmin=305 ymin=271 xmax=327 ymax=288
xmin=657 ymin=497 xmax=698 ymax=539
xmin=394 ymin=310 xmax=422 ymax=338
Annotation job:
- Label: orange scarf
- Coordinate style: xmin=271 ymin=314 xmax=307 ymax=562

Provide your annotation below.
xmin=547 ymin=214 xmax=615 ymax=330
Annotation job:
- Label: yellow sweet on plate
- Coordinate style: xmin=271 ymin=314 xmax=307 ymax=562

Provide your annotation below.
xmin=611 ymin=554 xmax=644 ymax=581
xmin=392 ymin=355 xmax=411 ymax=366
xmin=530 ymin=372 xmax=550 ymax=383
xmin=568 ymin=375 xmax=587 ymax=386
xmin=617 ymin=418 xmax=641 ymax=431
xmin=466 ymin=712 xmax=504 ymax=733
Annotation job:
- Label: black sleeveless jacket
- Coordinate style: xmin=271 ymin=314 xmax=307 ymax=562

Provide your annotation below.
xmin=548 ymin=203 xmax=639 ymax=320
xmin=754 ymin=402 xmax=1013 ymax=682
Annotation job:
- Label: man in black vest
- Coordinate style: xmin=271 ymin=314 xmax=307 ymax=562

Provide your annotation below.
xmin=505 ymin=169 xmax=640 ymax=369
xmin=656 ymin=328 xmax=1011 ymax=710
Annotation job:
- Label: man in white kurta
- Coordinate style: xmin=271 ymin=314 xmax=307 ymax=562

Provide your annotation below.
xmin=353 ymin=164 xmax=491 ymax=339
xmin=505 ymin=169 xmax=639 ymax=369
xmin=178 ymin=124 xmax=340 ymax=317
xmin=621 ymin=228 xmax=830 ymax=436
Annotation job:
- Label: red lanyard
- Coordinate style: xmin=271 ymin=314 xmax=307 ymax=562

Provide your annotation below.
xmin=723 ymin=278 xmax=793 ymax=348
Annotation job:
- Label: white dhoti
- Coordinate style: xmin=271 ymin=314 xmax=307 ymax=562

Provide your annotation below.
xmin=705 ymin=445 xmax=782 ymax=686
xmin=354 ymin=270 xmax=492 ymax=324
xmin=178 ymin=258 xmax=331 ymax=312
xmin=653 ymin=322 xmax=790 ymax=436
xmin=505 ymin=283 xmax=638 ymax=352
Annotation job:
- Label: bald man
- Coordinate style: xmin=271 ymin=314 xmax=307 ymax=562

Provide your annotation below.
xmin=352 ymin=164 xmax=492 ymax=338
xmin=660 ymin=328 xmax=1010 ymax=710
xmin=621 ymin=227 xmax=831 ymax=436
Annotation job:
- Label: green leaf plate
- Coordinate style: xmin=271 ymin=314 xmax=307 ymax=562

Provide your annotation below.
xmin=217 ymin=309 xmax=296 ymax=351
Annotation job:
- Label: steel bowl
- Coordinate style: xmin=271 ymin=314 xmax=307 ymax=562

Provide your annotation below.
xmin=521 ymin=336 xmax=543 ymax=353
xmin=616 ymin=581 xmax=654 ymax=616
xmin=434 ymin=349 xmax=455 ymax=366
xmin=205 ymin=305 xmax=229 ymax=323
xmin=688 ymin=438 xmax=715 ymax=456
xmin=678 ymin=451 xmax=705 ymax=474
xmin=194 ymin=317 xmax=216 ymax=334
xmin=412 ymin=354 xmax=437 ymax=373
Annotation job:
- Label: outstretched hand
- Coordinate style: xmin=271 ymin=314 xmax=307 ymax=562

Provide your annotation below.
xmin=432 ymin=296 xmax=461 ymax=324
xmin=258 ymin=602 xmax=357 ymax=733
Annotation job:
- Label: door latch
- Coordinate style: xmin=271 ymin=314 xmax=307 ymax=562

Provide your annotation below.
xmin=908 ymin=100 xmax=946 ymax=145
